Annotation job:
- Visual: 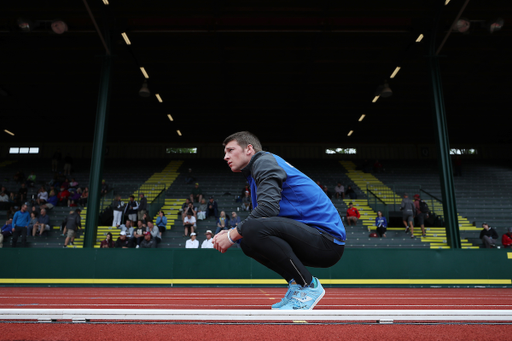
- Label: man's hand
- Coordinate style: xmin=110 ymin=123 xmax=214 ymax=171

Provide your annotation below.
xmin=213 ymin=230 xmax=233 ymax=253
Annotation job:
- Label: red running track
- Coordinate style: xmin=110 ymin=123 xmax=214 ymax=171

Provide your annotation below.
xmin=1 ymin=287 xmax=512 ymax=310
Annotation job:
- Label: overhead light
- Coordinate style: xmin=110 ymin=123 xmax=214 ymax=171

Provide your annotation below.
xmin=455 ymin=18 xmax=471 ymax=33
xmin=380 ymin=82 xmax=393 ymax=98
xmin=416 ymin=34 xmax=424 ymax=42
xmin=372 ymin=95 xmax=380 ymax=103
xmin=390 ymin=66 xmax=401 ymax=79
xmin=177 ymin=130 xmax=182 ymax=136
xmin=102 ymin=0 xmax=109 ymax=4
xmin=445 ymin=0 xmax=450 ymax=5
xmin=167 ymin=114 xmax=174 ymax=122
xmin=140 ymin=67 xmax=149 ymax=79
xmin=139 ymin=80 xmax=150 ymax=97
xmin=489 ymin=18 xmax=504 ymax=33
xmin=121 ymin=32 xmax=131 ymax=45
xmin=347 ymin=130 xmax=354 ymax=137
xmin=4 ymin=129 xmax=14 ymax=136
xmin=358 ymin=114 xmax=366 ymax=122
xmin=155 ymin=94 xmax=163 ymax=103
xmin=17 ymin=17 xmax=34 ymax=32
xmin=51 ymin=20 xmax=68 ymax=34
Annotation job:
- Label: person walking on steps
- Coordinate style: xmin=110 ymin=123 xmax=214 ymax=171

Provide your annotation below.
xmin=213 ymin=131 xmax=346 ymax=310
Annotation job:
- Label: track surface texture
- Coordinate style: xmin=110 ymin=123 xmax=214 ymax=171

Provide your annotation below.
xmin=1 ymin=287 xmax=511 ymax=340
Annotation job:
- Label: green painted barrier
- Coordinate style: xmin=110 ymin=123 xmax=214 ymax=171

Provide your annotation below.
xmin=1 ymin=249 xmax=511 ymax=287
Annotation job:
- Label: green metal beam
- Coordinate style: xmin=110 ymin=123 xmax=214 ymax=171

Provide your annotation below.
xmin=84 ymin=18 xmax=112 ymax=248
xmin=427 ymin=0 xmax=461 ymax=249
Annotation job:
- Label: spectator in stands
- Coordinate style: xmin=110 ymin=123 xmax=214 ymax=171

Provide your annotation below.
xmin=241 ymin=191 xmax=252 ymax=211
xmin=138 ymin=193 xmax=147 ymax=221
xmin=125 ymin=195 xmax=138 ymax=222
xmin=182 ymin=201 xmax=197 ymax=221
xmin=334 ymin=182 xmax=344 ymax=200
xmin=0 ymin=190 xmax=10 ymax=210
xmin=180 ymin=198 xmax=191 ymax=218
xmin=1 ymin=218 xmax=14 ymax=247
xmin=140 ymin=231 xmax=156 ymax=248
xmin=79 ymin=187 xmax=89 ymax=207
xmin=17 ymin=183 xmax=28 ymax=204
xmin=101 ymin=232 xmax=115 ymax=248
xmin=206 ymin=197 xmax=219 ymax=219
xmin=502 ymin=227 xmax=512 ymax=249
xmin=185 ymin=168 xmax=195 ymax=184
xmin=101 ymin=179 xmax=109 ymax=196
xmin=373 ymin=160 xmax=383 ymax=173
xmin=183 ymin=211 xmax=196 ymax=237
xmin=63 ymin=209 xmax=82 ymax=248
xmin=202 ymin=230 xmax=214 ymax=248
xmin=400 ymin=193 xmax=415 ymax=238
xmin=131 ymin=220 xmax=146 ymax=248
xmin=315 ymin=180 xmax=322 ymax=189
xmin=52 ymin=149 xmax=62 ymax=172
xmin=26 ymin=172 xmax=36 ymax=187
xmin=197 ymin=199 xmax=207 ymax=220
xmin=63 ymin=153 xmax=73 ymax=176
xmin=115 ymin=231 xmax=130 ymax=248
xmin=61 ymin=178 xmax=70 ymax=190
xmin=13 ymin=170 xmax=25 ymax=184
xmin=480 ymin=222 xmax=499 ymax=248
xmin=27 ymin=212 xmax=38 ymax=237
xmin=111 ymin=195 xmax=125 ymax=227
xmin=413 ymin=194 xmax=427 ymax=238
xmin=346 ymin=202 xmax=360 ymax=226
xmin=36 ymin=186 xmax=48 ymax=206
xmin=69 ymin=178 xmax=79 ymax=190
xmin=230 ymin=212 xmax=241 ymax=229
xmin=345 ymin=185 xmax=357 ymax=200
xmin=186 ymin=232 xmax=199 ymax=248
xmin=32 ymin=208 xmax=50 ymax=237
xmin=12 ymin=204 xmax=30 ymax=247
xmin=215 ymin=211 xmax=228 ymax=235
xmin=323 ymin=186 xmax=332 ymax=199
xmin=119 ymin=219 xmax=134 ymax=238
xmin=156 ymin=211 xmax=167 ymax=234
xmin=68 ymin=188 xmax=82 ymax=208
xmin=42 ymin=190 xmax=58 ymax=210
xmin=375 ymin=210 xmax=388 ymax=237
xmin=241 ymin=184 xmax=251 ymax=199
xmin=148 ymin=221 xmax=161 ymax=245
xmin=57 ymin=187 xmax=70 ymax=206
xmin=190 ymin=183 xmax=203 ymax=203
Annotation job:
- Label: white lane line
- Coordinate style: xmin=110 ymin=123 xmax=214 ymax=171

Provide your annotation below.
xmin=1 ymin=309 xmax=511 ymax=321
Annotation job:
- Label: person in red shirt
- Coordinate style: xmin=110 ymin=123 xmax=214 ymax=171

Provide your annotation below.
xmin=346 ymin=202 xmax=360 ymax=226
xmin=502 ymin=227 xmax=512 ymax=248
xmin=57 ymin=187 xmax=70 ymax=206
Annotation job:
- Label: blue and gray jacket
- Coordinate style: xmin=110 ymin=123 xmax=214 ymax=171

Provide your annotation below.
xmin=239 ymin=151 xmax=346 ymax=245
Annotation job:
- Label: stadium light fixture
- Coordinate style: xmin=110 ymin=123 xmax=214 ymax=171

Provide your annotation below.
xmin=102 ymin=0 xmax=109 ymax=5
xmin=390 ymin=67 xmax=401 ymax=79
xmin=445 ymin=0 xmax=450 ymax=5
xmin=416 ymin=34 xmax=424 ymax=42
xmin=455 ymin=18 xmax=471 ymax=33
xmin=4 ymin=129 xmax=15 ymax=136
xmin=380 ymin=82 xmax=392 ymax=98
xmin=139 ymin=80 xmax=150 ymax=97
xmin=488 ymin=18 xmax=504 ymax=33
xmin=347 ymin=130 xmax=354 ymax=137
xmin=358 ymin=114 xmax=366 ymax=122
xmin=140 ymin=67 xmax=149 ymax=79
xmin=155 ymin=94 xmax=163 ymax=103
xmin=372 ymin=95 xmax=380 ymax=103
xmin=177 ymin=130 xmax=182 ymax=136
xmin=167 ymin=114 xmax=174 ymax=122
xmin=121 ymin=32 xmax=131 ymax=45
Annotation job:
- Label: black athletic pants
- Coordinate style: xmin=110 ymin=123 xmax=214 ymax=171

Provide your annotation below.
xmin=12 ymin=225 xmax=27 ymax=247
xmin=240 ymin=216 xmax=344 ymax=287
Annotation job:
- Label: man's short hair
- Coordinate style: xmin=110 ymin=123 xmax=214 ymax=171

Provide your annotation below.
xmin=223 ymin=131 xmax=262 ymax=153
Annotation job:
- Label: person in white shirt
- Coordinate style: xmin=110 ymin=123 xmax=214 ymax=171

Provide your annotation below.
xmin=183 ymin=211 xmax=196 ymax=237
xmin=186 ymin=232 xmax=199 ymax=248
xmin=36 ymin=186 xmax=49 ymax=205
xmin=201 ymin=230 xmax=214 ymax=248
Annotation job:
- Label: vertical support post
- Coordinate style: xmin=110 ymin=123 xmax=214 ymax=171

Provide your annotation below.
xmin=428 ymin=1 xmax=461 ymax=249
xmin=84 ymin=24 xmax=112 ymax=248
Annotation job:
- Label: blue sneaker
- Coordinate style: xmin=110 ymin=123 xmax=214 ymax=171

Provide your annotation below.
xmin=271 ymin=280 xmax=301 ymax=310
xmin=279 ymin=277 xmax=325 ymax=310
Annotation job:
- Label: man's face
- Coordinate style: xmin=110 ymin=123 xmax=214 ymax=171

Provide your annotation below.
xmin=138 ymin=221 xmax=143 ymax=228
xmin=144 ymin=234 xmax=151 ymax=241
xmin=120 ymin=234 xmax=126 ymax=240
xmin=126 ymin=220 xmax=131 ymax=227
xmin=206 ymin=233 xmax=212 ymax=240
xmin=483 ymin=224 xmax=489 ymax=230
xmin=224 ymin=140 xmax=253 ymax=172
xmin=41 ymin=209 xmax=46 ymax=216
xmin=191 ymin=235 xmax=196 ymax=241
xmin=21 ymin=205 xmax=27 ymax=212
xmin=349 ymin=204 xmax=353 ymax=209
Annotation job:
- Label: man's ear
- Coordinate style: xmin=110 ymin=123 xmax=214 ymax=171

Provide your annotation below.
xmin=246 ymin=144 xmax=254 ymax=155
